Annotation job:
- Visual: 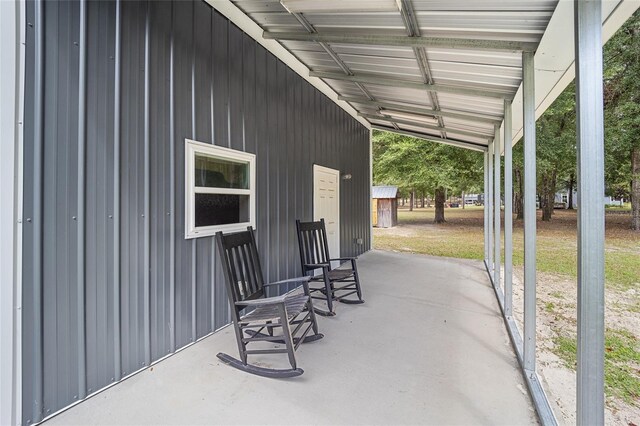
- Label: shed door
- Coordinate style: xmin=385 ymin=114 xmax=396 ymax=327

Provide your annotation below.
xmin=372 ymin=198 xmax=378 ymax=227
xmin=313 ymin=165 xmax=340 ymax=259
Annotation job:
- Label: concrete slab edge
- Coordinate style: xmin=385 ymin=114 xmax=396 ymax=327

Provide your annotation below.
xmin=485 ymin=260 xmax=559 ymax=426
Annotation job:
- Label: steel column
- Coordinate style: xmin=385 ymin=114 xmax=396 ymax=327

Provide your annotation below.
xmin=484 ymin=151 xmax=489 ymax=264
xmin=522 ymin=51 xmax=536 ymax=372
xmin=488 ymin=140 xmax=494 ymax=273
xmin=504 ymin=101 xmax=513 ymax=317
xmin=574 ymin=0 xmax=605 ymax=423
xmin=494 ymin=125 xmax=501 ymax=288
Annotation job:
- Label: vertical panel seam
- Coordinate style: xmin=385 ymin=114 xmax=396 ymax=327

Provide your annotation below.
xmin=143 ymin=0 xmax=151 ymax=367
xmin=30 ymin=0 xmax=45 ymax=422
xmin=190 ymin=0 xmax=197 ymax=343
xmin=112 ymin=0 xmax=122 ymax=383
xmin=76 ymin=0 xmax=88 ymax=401
xmin=168 ymin=0 xmax=176 ymax=353
xmin=209 ymin=10 xmax=215 ymax=333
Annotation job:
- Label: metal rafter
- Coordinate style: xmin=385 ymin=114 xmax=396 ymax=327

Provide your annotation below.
xmin=361 ymin=113 xmax=493 ymax=140
xmin=289 ymin=12 xmax=400 ymax=130
xmin=310 ymin=70 xmax=513 ymax=99
xmin=337 ymin=95 xmax=501 ymax=125
xmin=398 ymin=0 xmax=446 ymax=138
xmin=263 ymin=31 xmax=537 ymax=52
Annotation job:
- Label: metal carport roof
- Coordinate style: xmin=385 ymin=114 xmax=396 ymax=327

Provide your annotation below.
xmin=210 ymin=0 xmax=637 ymax=152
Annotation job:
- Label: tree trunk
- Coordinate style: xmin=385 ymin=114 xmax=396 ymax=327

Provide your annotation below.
xmin=541 ymin=170 xmax=557 ymax=221
xmin=462 ymin=191 xmax=465 ymax=209
xmin=421 ymin=192 xmax=425 ymax=208
xmin=409 ymin=190 xmax=414 ymax=212
xmin=514 ymin=168 xmax=524 ymax=220
xmin=402 ymin=197 xmax=405 ymax=207
xmin=434 ymin=187 xmax=446 ymax=223
xmin=632 ymin=146 xmax=640 ymax=231
xmin=567 ymin=173 xmax=575 ymax=209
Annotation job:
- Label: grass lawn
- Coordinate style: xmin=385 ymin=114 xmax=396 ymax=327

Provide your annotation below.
xmin=374 ymin=206 xmax=640 ymax=290
xmin=373 ymin=206 xmax=640 ymax=416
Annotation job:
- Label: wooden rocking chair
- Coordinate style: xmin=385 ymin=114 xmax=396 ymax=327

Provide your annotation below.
xmin=295 ymin=219 xmax=365 ymax=316
xmin=215 ymin=227 xmax=323 ymax=378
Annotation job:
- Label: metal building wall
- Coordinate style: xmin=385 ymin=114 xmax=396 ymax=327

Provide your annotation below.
xmin=21 ymin=0 xmax=371 ymax=424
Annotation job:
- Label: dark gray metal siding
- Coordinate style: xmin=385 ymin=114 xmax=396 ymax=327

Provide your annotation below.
xmin=21 ymin=1 xmax=370 ymax=423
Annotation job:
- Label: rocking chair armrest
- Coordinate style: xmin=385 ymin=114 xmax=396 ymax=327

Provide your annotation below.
xmin=329 ymin=257 xmax=358 ymax=262
xmin=235 ymin=295 xmax=287 ymax=307
xmin=303 ymin=263 xmax=330 ymax=271
xmin=265 ymin=276 xmax=311 ymax=287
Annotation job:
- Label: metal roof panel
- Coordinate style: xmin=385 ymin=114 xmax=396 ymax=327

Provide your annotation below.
xmin=372 ymin=186 xmax=398 ymax=198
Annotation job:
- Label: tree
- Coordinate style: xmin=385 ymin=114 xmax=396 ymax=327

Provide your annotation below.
xmin=372 ymin=130 xmax=483 ymax=223
xmin=603 ymin=10 xmax=640 ymax=230
xmin=512 ymin=141 xmax=525 ymax=220
xmin=536 ymin=85 xmax=577 ymax=221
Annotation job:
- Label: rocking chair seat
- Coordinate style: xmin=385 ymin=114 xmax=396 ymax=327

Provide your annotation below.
xmin=325 ymin=269 xmax=355 ymax=281
xmin=240 ymin=293 xmax=310 ymax=324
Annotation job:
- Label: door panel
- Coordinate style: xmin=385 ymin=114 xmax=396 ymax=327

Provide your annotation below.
xmin=313 ymin=165 xmax=340 ymax=260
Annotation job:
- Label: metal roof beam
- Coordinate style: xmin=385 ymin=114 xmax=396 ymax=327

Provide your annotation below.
xmin=338 ymin=95 xmax=502 ymax=125
xmin=288 ymin=12 xmax=395 ymax=127
xmin=362 ymin=113 xmax=492 ymax=140
xmin=310 ymin=70 xmax=512 ymax=99
xmin=371 ymin=125 xmax=488 ymax=152
xmin=397 ymin=0 xmax=447 ymax=138
xmin=263 ymin=31 xmax=537 ymax=52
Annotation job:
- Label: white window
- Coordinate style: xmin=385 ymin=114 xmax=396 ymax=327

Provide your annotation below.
xmin=185 ymin=139 xmax=256 ymax=239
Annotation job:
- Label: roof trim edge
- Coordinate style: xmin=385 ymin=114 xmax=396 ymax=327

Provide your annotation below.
xmin=372 ymin=125 xmax=488 ymax=153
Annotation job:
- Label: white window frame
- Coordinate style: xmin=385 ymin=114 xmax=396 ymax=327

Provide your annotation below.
xmin=185 ymin=139 xmax=256 ymax=239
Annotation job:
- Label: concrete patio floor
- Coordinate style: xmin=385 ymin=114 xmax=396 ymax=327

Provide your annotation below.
xmin=45 ymin=250 xmax=537 ymax=425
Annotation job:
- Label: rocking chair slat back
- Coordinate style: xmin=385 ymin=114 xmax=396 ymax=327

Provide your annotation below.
xmin=216 ymin=228 xmax=266 ymax=307
xmin=296 ymin=219 xmax=332 ymax=272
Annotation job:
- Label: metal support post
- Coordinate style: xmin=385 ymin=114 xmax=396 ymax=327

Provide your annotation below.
xmin=488 ymin=140 xmax=494 ymax=272
xmin=504 ymin=101 xmax=513 ymax=317
xmin=522 ymin=51 xmax=536 ymax=372
xmin=575 ymin=0 xmax=605 ymax=423
xmin=494 ymin=125 xmax=501 ymax=288
xmin=484 ymin=151 xmax=489 ymax=264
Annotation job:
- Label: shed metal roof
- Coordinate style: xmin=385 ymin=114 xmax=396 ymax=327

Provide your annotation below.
xmin=372 ymin=185 xmax=398 ymax=199
xmin=215 ymin=0 xmax=638 ymax=152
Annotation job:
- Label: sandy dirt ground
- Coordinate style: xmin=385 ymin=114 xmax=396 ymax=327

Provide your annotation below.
xmin=512 ymin=269 xmax=640 ymax=426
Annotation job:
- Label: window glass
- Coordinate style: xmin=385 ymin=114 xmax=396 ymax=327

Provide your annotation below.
xmin=194 ymin=193 xmax=250 ymax=227
xmin=185 ymin=139 xmax=255 ymax=238
xmin=194 ymin=154 xmax=249 ymax=189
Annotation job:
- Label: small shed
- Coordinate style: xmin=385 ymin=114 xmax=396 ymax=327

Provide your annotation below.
xmin=372 ymin=186 xmax=399 ymax=228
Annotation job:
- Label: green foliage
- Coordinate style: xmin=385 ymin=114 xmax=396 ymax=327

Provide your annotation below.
xmin=536 ymin=84 xmax=577 ymax=179
xmin=603 ymin=10 xmax=640 ymax=200
xmin=372 ymin=130 xmax=484 ymax=196
xmin=511 ymin=11 xmax=640 ymax=216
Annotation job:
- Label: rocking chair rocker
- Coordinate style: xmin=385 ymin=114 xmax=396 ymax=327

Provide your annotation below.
xmin=215 ymin=227 xmax=323 ymax=378
xmin=295 ymin=219 xmax=365 ymax=316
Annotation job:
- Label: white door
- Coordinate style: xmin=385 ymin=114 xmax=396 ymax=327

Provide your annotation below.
xmin=313 ymin=165 xmax=340 ymax=261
